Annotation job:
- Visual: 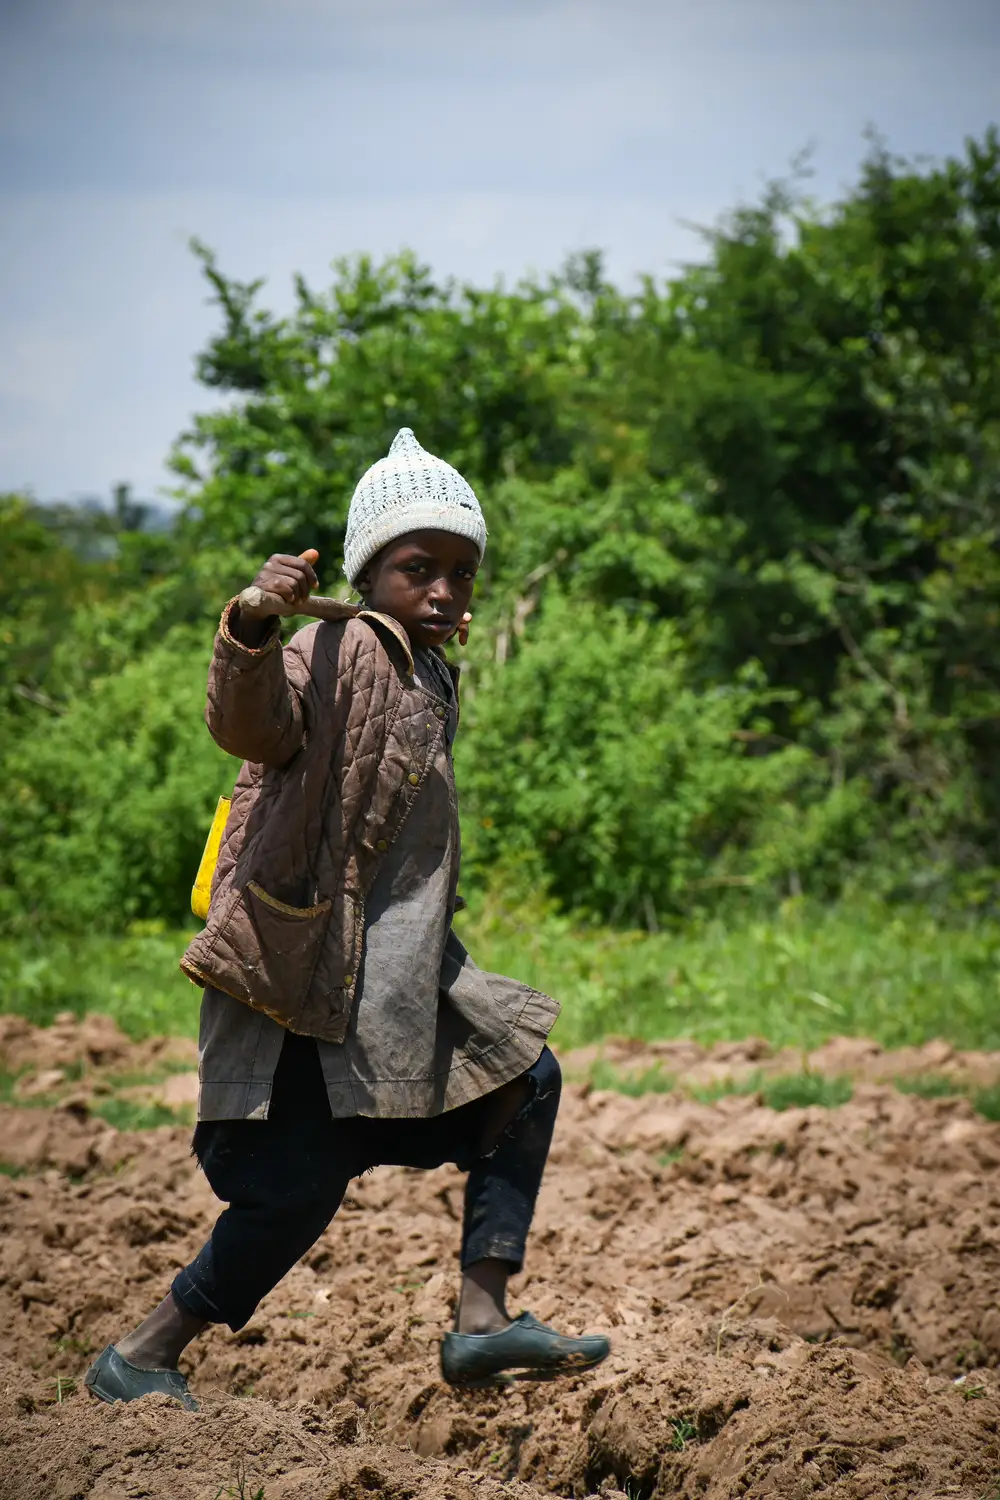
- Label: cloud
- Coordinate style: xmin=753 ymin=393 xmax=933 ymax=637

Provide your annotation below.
xmin=0 ymin=0 xmax=996 ymax=496
xmin=0 ymin=182 xmax=714 ymax=496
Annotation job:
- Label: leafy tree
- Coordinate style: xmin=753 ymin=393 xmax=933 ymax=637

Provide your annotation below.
xmin=173 ymin=244 xmax=583 ymax=577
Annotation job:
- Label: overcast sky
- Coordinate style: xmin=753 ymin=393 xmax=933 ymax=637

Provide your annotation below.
xmin=1 ymin=0 xmax=997 ymax=502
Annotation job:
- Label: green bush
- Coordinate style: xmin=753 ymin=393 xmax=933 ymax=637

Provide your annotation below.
xmin=1 ymin=628 xmax=237 ymax=932
xmin=458 ymin=590 xmax=866 ymax=922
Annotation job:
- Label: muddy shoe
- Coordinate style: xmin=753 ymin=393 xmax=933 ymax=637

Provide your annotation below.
xmin=84 ymin=1345 xmax=199 ymax=1412
xmin=440 ymin=1312 xmax=610 ymax=1388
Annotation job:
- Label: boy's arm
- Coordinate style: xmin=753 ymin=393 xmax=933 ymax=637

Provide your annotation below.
xmin=204 ymin=604 xmax=306 ymax=767
xmin=204 ymin=550 xmax=320 ymax=767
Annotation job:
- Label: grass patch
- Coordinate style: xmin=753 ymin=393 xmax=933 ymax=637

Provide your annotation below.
xmin=885 ymin=1075 xmax=1000 ymax=1123
xmin=689 ymin=1075 xmax=762 ymax=1105
xmin=2 ymin=890 xmax=1000 ymax=1058
xmin=690 ymin=1071 xmax=853 ymax=1110
xmin=0 ymin=1070 xmax=22 ymax=1104
xmin=759 ymin=1073 xmax=853 ymax=1111
xmin=588 ymin=1059 xmax=676 ymax=1096
xmin=0 ymin=1161 xmax=27 ymax=1178
xmin=669 ymin=1416 xmax=698 ymax=1451
xmin=105 ymin=1061 xmax=197 ymax=1090
xmin=973 ymin=1084 xmax=1000 ymax=1122
xmin=0 ymin=1067 xmax=63 ymax=1108
xmin=92 ymin=1098 xmax=189 ymax=1131
xmin=459 ymin=889 xmax=1000 ymax=1053
xmin=51 ymin=1335 xmax=94 ymax=1356
xmin=590 ymin=1058 xmax=1000 ymax=1122
xmin=590 ymin=1063 xmax=855 ymax=1111
xmin=1 ymin=1061 xmax=194 ymax=1131
xmin=894 ymin=1073 xmax=963 ymax=1100
xmin=213 ymin=1458 xmax=267 ymax=1500
xmin=0 ymin=928 xmax=200 ymax=1040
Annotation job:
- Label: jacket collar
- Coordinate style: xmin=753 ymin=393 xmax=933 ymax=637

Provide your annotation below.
xmin=357 ymin=608 xmax=415 ymax=673
xmin=310 ymin=598 xmax=415 ymax=673
xmin=331 ymin=601 xmax=455 ymax=682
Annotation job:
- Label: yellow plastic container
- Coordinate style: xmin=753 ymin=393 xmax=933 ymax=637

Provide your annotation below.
xmin=191 ymin=795 xmax=231 ymax=921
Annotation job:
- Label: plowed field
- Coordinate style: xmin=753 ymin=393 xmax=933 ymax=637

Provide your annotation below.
xmin=2 ymin=1014 xmax=999 ymax=1498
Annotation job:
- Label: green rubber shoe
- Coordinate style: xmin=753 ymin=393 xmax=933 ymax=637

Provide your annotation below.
xmin=440 ymin=1311 xmax=611 ymax=1388
xmin=84 ymin=1345 xmax=199 ymax=1411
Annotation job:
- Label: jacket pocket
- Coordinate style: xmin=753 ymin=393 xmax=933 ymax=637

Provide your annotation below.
xmin=217 ymin=882 xmax=332 ymax=1025
xmin=247 ymin=883 xmax=331 ymax=924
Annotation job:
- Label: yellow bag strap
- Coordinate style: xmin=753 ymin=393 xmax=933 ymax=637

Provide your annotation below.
xmin=191 ymin=795 xmax=232 ymax=921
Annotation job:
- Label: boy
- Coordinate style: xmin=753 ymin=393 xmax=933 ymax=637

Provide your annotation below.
xmin=85 ymin=429 xmax=610 ymax=1409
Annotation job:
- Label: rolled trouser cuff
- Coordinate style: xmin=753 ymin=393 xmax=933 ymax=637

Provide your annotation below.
xmin=461 ymin=1232 xmax=527 ymax=1274
xmin=171 ymin=1246 xmax=248 ymax=1331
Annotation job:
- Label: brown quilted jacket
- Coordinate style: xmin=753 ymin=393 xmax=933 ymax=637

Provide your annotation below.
xmin=180 ymin=598 xmax=458 ymax=1044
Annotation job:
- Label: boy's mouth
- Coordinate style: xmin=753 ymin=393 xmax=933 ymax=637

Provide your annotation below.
xmin=420 ymin=616 xmax=455 ymax=636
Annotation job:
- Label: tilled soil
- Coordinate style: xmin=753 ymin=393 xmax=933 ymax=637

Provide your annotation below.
xmin=1 ymin=1014 xmax=1000 ymax=1498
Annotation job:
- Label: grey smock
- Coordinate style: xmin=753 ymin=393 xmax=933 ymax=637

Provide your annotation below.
xmin=196 ymin=647 xmax=559 ymax=1121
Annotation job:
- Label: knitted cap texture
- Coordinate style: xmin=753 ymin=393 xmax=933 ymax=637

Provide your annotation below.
xmin=343 ymin=428 xmax=488 ymax=585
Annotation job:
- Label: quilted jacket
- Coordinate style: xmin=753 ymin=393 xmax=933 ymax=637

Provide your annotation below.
xmin=180 ymin=598 xmax=458 ymax=1044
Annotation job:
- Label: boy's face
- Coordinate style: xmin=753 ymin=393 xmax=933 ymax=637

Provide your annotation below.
xmin=358 ymin=529 xmax=480 ymax=651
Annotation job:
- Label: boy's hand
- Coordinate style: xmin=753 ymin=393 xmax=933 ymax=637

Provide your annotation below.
xmin=240 ymin=550 xmax=320 ymax=618
xmin=457 ymin=612 xmax=472 ymax=647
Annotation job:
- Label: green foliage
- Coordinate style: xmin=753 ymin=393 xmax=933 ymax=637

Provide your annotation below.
xmin=894 ymin=1081 xmax=1000 ymax=1129
xmin=1 ymin=628 xmax=238 ymax=932
xmin=457 ymin=589 xmax=860 ymax=921
xmin=684 ymin=1072 xmax=854 ymax=1108
xmin=583 ymin=1064 xmax=1000 ymax=1122
xmin=0 ymin=493 xmax=252 ymax=936
xmin=2 ymin=130 xmax=1000 ymax=943
xmin=171 ymin=127 xmax=1000 ymax=918
xmin=177 ymin=242 xmax=580 ymax=567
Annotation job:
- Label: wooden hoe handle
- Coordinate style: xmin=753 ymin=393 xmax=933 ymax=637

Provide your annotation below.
xmin=237 ymin=585 xmax=354 ymax=623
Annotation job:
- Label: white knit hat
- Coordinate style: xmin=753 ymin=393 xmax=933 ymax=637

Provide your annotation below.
xmin=343 ymin=428 xmax=488 ymax=585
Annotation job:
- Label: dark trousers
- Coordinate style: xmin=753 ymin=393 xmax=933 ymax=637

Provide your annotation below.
xmin=172 ymin=1032 xmax=561 ymax=1331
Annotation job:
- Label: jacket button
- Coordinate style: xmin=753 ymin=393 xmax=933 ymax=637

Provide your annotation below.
xmin=435 ymin=705 xmax=447 ymax=720
xmin=408 ymin=772 xmax=420 ymax=786
xmin=343 ymin=973 xmax=354 ymax=986
xmin=376 ymin=838 xmax=388 ymax=851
